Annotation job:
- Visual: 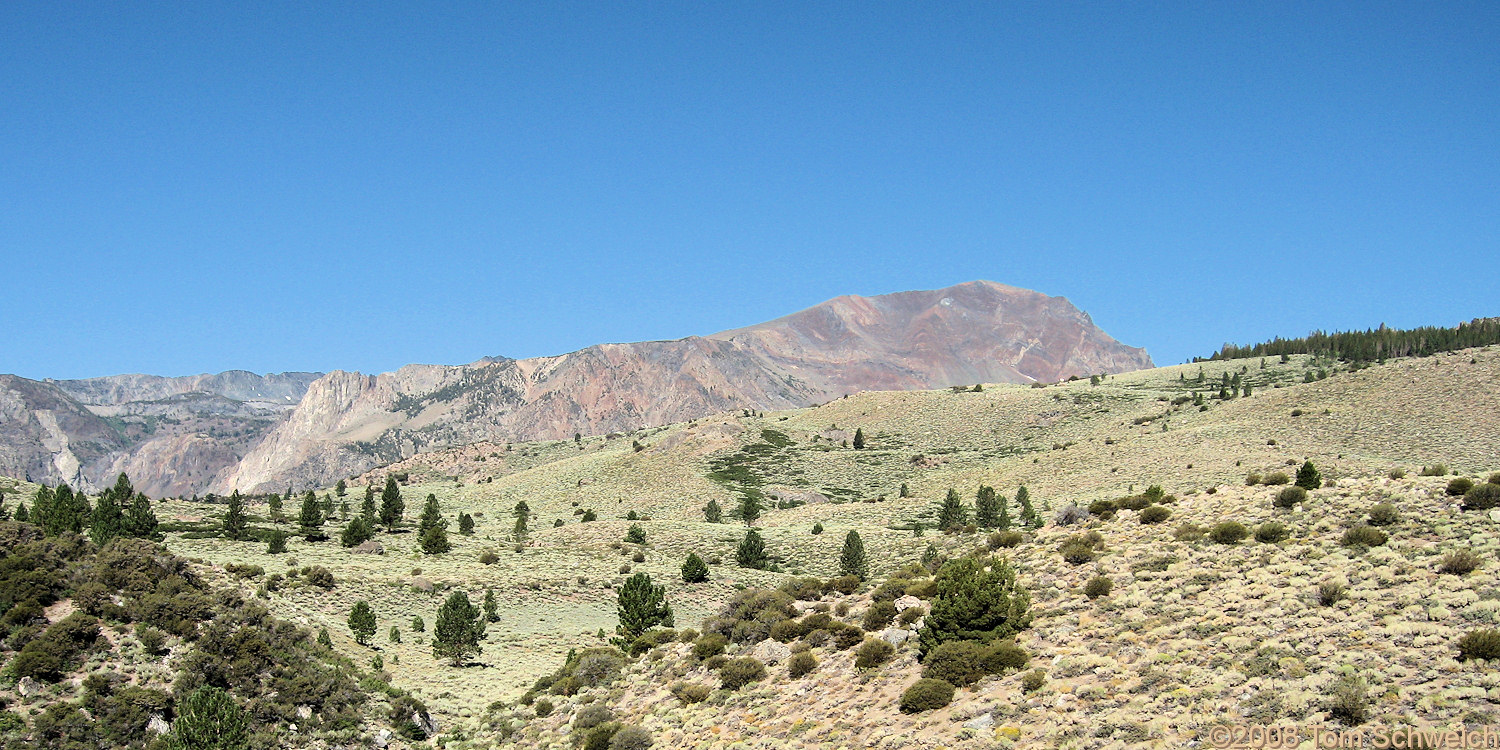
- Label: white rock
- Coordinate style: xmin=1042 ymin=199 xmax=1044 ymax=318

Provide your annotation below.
xmin=147 ymin=714 xmax=171 ymax=735
xmin=894 ymin=595 xmax=923 ymax=612
xmin=878 ymin=628 xmax=910 ymax=647
xmin=374 ymin=729 xmax=393 ymax=748
xmin=964 ymin=713 xmax=996 ymax=730
xmin=296 ymin=704 xmax=313 ymax=720
xmin=16 ymin=676 xmax=40 ymax=697
xmin=747 ymin=639 xmax=792 ymax=664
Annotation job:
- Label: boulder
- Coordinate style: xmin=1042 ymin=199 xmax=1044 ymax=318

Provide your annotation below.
xmin=353 ymin=540 xmax=385 ymax=555
xmin=16 ymin=676 xmax=40 ymax=697
xmin=894 ymin=595 xmax=923 ymax=612
xmin=373 ymin=729 xmax=393 ymax=748
xmin=747 ymin=639 xmax=792 ymax=665
xmin=878 ymin=628 xmax=910 ymax=647
xmin=147 ymin=714 xmax=171 ymax=735
xmin=964 ymin=713 xmax=996 ymax=730
xmin=411 ymin=577 xmax=434 ymax=593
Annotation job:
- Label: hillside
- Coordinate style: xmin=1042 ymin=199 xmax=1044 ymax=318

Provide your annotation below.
xmin=79 ymin=345 xmax=1496 ymax=748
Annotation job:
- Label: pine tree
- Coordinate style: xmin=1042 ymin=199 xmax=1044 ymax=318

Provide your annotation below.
xmin=31 ymin=486 xmax=55 ymax=534
xmin=512 ymin=514 xmax=529 ymax=545
xmin=222 ymin=491 xmax=248 ymax=541
xmin=616 ymin=572 xmax=673 ymax=640
xmin=420 ymin=522 xmax=450 ymax=555
xmin=703 ymin=499 xmax=723 ymax=524
xmin=267 ymin=530 xmax=288 ymax=554
xmin=1296 ymin=460 xmax=1323 ymax=490
xmin=811 ymin=521 xmax=824 ymax=534
xmin=418 ymin=494 xmax=443 ymax=535
xmin=348 ymin=601 xmax=377 ymax=646
xmin=124 ymin=495 xmax=160 ymax=540
xmin=839 ymin=530 xmax=868 ymax=580
xmin=625 ymin=524 xmax=646 ymax=544
xmin=483 ymin=589 xmax=500 ymax=622
xmin=340 ymin=516 xmax=374 ymax=548
xmin=168 ymin=685 xmax=248 ymax=750
xmin=1243 ymin=383 xmax=1253 ymax=397
xmin=389 ymin=626 xmax=401 ymax=644
xmin=359 ymin=491 xmax=375 ymax=525
xmin=458 ymin=513 xmax=475 ymax=535
xmin=997 ymin=490 xmax=1012 ymax=530
xmin=917 ymin=556 xmax=1032 ymax=658
xmin=936 ymin=489 xmax=969 ymax=532
xmin=852 ymin=428 xmax=866 ymax=449
xmin=432 ymin=591 xmax=485 ymax=666
xmin=268 ymin=493 xmax=284 ymax=523
xmin=736 ymin=492 xmax=763 ymax=526
xmin=513 ymin=501 xmax=530 ymax=520
xmin=90 ymin=490 xmax=124 ymax=547
xmin=14 ymin=502 xmax=27 ymax=523
xmin=1017 ymin=486 xmax=1040 ymax=529
xmin=736 ymin=529 xmax=768 ymax=569
xmin=298 ymin=491 xmax=325 ymax=541
xmin=379 ymin=477 xmax=404 ymax=530
xmin=44 ymin=484 xmax=89 ymax=536
xmin=899 ymin=483 xmax=911 ymax=498
xmin=317 ymin=628 xmax=333 ymax=648
xmin=681 ymin=552 xmax=709 ymax=583
xmin=975 ymin=485 xmax=1000 ymax=528
xmin=335 ymin=479 xmax=347 ymax=497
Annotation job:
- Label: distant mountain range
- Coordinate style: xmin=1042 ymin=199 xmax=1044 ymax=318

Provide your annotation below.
xmin=0 ymin=281 xmax=1151 ymax=496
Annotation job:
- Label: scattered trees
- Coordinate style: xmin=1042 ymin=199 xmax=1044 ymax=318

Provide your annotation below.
xmin=432 ymin=591 xmax=486 ymax=666
xmin=379 ymin=477 xmax=404 ymax=530
xmin=349 ymin=601 xmax=377 ymax=646
xmin=616 ymin=573 xmax=674 ymax=641
xmin=681 ymin=553 xmax=709 ymax=583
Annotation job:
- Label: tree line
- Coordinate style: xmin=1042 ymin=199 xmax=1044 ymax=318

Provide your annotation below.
xmin=1204 ymin=317 xmax=1500 ymax=364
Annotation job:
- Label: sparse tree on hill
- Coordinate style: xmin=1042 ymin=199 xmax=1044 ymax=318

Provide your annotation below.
xmin=418 ymin=494 xmax=451 ymax=554
xmin=1296 ymin=460 xmax=1323 ymax=490
xmin=703 ymin=499 xmax=723 ymax=524
xmin=736 ymin=492 xmax=763 ymax=526
xmin=433 ymin=591 xmax=485 ymax=666
xmin=681 ymin=552 xmax=709 ymax=583
xmin=997 ymin=490 xmax=1012 ymax=530
xmin=483 ymin=588 xmax=500 ymax=623
xmin=1017 ymin=486 xmax=1041 ymax=529
xmin=975 ymin=485 xmax=1000 ymax=528
xmin=937 ymin=489 xmax=969 ymax=532
xmin=840 ymin=530 xmax=868 ymax=580
xmin=852 ymin=428 xmax=866 ymax=450
xmin=736 ymin=529 xmax=768 ymax=569
xmin=268 ymin=493 xmax=284 ymax=523
xmin=458 ymin=513 xmax=475 ymax=535
xmin=918 ymin=556 xmax=1032 ymax=658
xmin=335 ymin=479 xmax=347 ymax=497
xmin=298 ymin=491 xmax=324 ymax=541
xmin=616 ymin=572 xmax=673 ymax=640
xmin=266 ymin=529 xmax=287 ymax=554
xmin=513 ymin=501 xmax=530 ymax=520
xmin=340 ymin=516 xmax=374 ymax=548
xmin=348 ymin=601 xmax=377 ymax=646
xmin=379 ymin=477 xmax=404 ymax=530
xmin=90 ymin=489 xmax=124 ymax=546
xmin=899 ymin=483 xmax=911 ymax=498
xmin=222 ymin=491 xmax=248 ymax=541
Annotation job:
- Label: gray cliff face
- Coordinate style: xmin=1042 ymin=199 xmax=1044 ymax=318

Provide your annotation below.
xmin=2 ymin=282 xmax=1151 ymax=495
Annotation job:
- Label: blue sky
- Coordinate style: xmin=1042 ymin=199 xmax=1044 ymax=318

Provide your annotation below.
xmin=2 ymin=2 xmax=1496 ymax=379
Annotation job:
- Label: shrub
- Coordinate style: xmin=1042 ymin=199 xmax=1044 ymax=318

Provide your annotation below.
xmin=669 ymin=682 xmax=710 ymax=704
xmin=1059 ymin=540 xmax=1095 ymax=564
xmin=1448 ymin=478 xmax=1475 ymax=496
xmin=304 ymin=566 xmax=336 ymax=589
xmin=1209 ymin=522 xmax=1249 ymax=544
xmin=719 ymin=657 xmax=767 ymax=689
xmin=855 ymin=638 xmax=895 ymax=669
xmin=1367 ymin=503 xmax=1399 ymax=526
xmin=1421 ymin=464 xmax=1449 ymax=477
xmin=827 ymin=574 xmax=860 ymax=595
xmin=831 ymin=623 xmax=865 ymax=650
xmin=533 ymin=698 xmax=554 ymax=717
xmin=1491 ymin=473 xmax=1500 ymax=486
xmin=1274 ymin=486 xmax=1307 ymax=508
xmin=135 ymin=624 xmax=166 ymax=655
xmin=899 ymin=678 xmax=956 ymax=713
xmin=1341 ymin=525 xmax=1388 ymax=549
xmin=1087 ymin=499 xmax=1117 ymax=520
xmin=573 ymin=703 xmax=614 ymax=730
xmin=988 ymin=530 xmax=1023 ymax=549
xmin=1458 ymin=629 xmax=1500 ymax=661
xmin=1463 ymin=483 xmax=1500 ymax=511
xmin=862 ymin=600 xmax=897 ymax=631
xmin=1139 ymin=505 xmax=1171 ymax=524
xmin=480 ymin=549 xmax=499 ymax=565
xmin=1245 ymin=473 xmax=1262 ymax=486
xmin=609 ymin=725 xmax=652 ymax=750
xmin=922 ymin=640 xmax=1027 ymax=686
xmin=1053 ymin=504 xmax=1089 ymax=526
xmin=778 ymin=577 xmax=824 ymax=601
xmin=1295 ymin=461 xmax=1322 ymax=490
xmin=918 ymin=556 xmax=1031 ymax=657
xmin=1317 ymin=581 xmax=1347 ymax=606
xmin=580 ymin=722 xmax=622 ymax=750
xmin=1173 ymin=523 xmax=1205 ymax=541
xmin=1084 ymin=576 xmax=1112 ymax=599
xmin=1255 ymin=522 xmax=1290 ymax=543
xmin=1021 ymin=668 xmax=1046 ymax=692
xmin=7 ymin=613 xmax=102 ymax=682
xmin=1326 ymin=675 xmax=1370 ymax=726
xmin=788 ymin=650 xmax=818 ymax=678
xmin=1263 ymin=472 xmax=1290 ymax=486
xmin=624 ymin=524 xmax=646 ymax=544
xmin=170 ymin=686 xmax=249 ymax=750
xmin=898 ymin=606 xmax=925 ymax=626
xmin=692 ymin=632 xmax=728 ymax=660
xmin=1440 ymin=550 xmax=1482 ymax=575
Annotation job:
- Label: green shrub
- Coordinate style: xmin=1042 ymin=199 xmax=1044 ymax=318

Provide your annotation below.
xmin=304 ymin=566 xmax=336 ymax=589
xmin=1274 ymin=486 xmax=1307 ymax=508
xmin=624 ymin=524 xmax=646 ymax=544
xmin=1490 ymin=473 xmax=1500 ymax=486
xmin=898 ymin=606 xmax=925 ymax=626
xmin=862 ymin=600 xmax=897 ymax=631
xmin=609 ymin=725 xmax=652 ymax=750
xmin=769 ymin=618 xmax=803 ymax=643
xmin=1087 ymin=499 xmax=1118 ymax=520
xmin=6 ymin=612 xmax=102 ymax=682
xmin=1440 ymin=550 xmax=1482 ymax=575
xmin=719 ymin=657 xmax=767 ymax=689
xmin=778 ymin=577 xmax=823 ymax=600
xmin=1421 ymin=464 xmax=1449 ymax=477
xmin=1084 ymin=576 xmax=1112 ymax=599
xmin=988 ymin=530 xmax=1023 ymax=549
xmin=1326 ymin=675 xmax=1369 ymax=726
xmin=1367 ymin=503 xmax=1399 ymax=526
xmin=1245 ymin=473 xmax=1262 ymax=486
xmin=692 ymin=633 xmax=727 ymax=660
xmin=1059 ymin=540 xmax=1095 ymax=564
xmin=1341 ymin=525 xmax=1388 ymax=549
xmin=1209 ymin=522 xmax=1249 ymax=544
xmin=1446 ymin=477 xmax=1474 ymax=496
xmin=1139 ymin=505 xmax=1171 ymax=524
xmin=479 ymin=549 xmax=499 ymax=565
xmin=1021 ymin=668 xmax=1045 ymax=692
xmin=1173 ymin=523 xmax=1205 ymax=541
xmin=580 ymin=722 xmax=622 ymax=750
xmin=1263 ymin=472 xmax=1290 ymax=486
xmin=1295 ymin=461 xmax=1322 ymax=490
xmin=831 ymin=623 xmax=865 ymax=650
xmin=1254 ymin=522 xmax=1289 ymax=543
xmin=826 ymin=574 xmax=860 ymax=595
xmin=573 ymin=703 xmax=613 ymax=730
xmin=1463 ymin=483 xmax=1500 ymax=511
xmin=669 ymin=682 xmax=710 ymax=704
xmin=922 ymin=640 xmax=1028 ymax=686
xmin=899 ymin=678 xmax=956 ymax=713
xmin=1458 ymin=629 xmax=1500 ymax=661
xmin=1317 ymin=581 xmax=1346 ymax=606
xmin=788 ymin=650 xmax=819 ymax=678
xmin=855 ymin=637 xmax=895 ymax=669
xmin=533 ymin=698 xmax=554 ymax=717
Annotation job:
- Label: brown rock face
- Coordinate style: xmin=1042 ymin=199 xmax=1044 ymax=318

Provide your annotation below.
xmin=214 ymin=281 xmax=1149 ymax=493
xmin=1 ymin=281 xmax=1150 ymax=494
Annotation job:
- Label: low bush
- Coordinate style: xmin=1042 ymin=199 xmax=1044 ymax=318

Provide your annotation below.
xmin=778 ymin=577 xmax=824 ymax=601
xmin=1421 ymin=464 xmax=1449 ymax=477
xmin=1274 ymin=487 xmax=1307 ymax=508
xmin=1326 ymin=675 xmax=1370 ymax=726
xmin=479 ymin=549 xmax=499 ymax=565
xmin=922 ymin=640 xmax=1028 ymax=686
xmin=1245 ymin=473 xmax=1262 ymax=486
xmin=899 ymin=678 xmax=956 ymax=713
xmin=1053 ymin=504 xmax=1089 ymax=526
xmin=988 ymin=531 xmax=1023 ymax=549
xmin=1367 ymin=503 xmax=1399 ymax=526
xmin=1209 ymin=522 xmax=1249 ymax=544
xmin=579 ymin=722 xmax=622 ymax=750
xmin=826 ymin=575 xmax=860 ymax=595
xmin=1084 ymin=576 xmax=1112 ymax=599
xmin=1021 ymin=668 xmax=1046 ymax=692
xmin=1317 ymin=581 xmax=1347 ymax=607
xmin=719 ymin=657 xmax=767 ymax=689
xmin=862 ymin=600 xmax=897 ymax=631
xmin=572 ymin=703 xmax=613 ymax=730
xmin=1173 ymin=523 xmax=1205 ymax=542
xmin=831 ymin=623 xmax=865 ymax=650
xmin=1463 ymin=483 xmax=1500 ymax=511
xmin=1458 ymin=629 xmax=1500 ymax=661
xmin=1087 ymin=499 xmax=1117 ymax=520
xmin=1440 ymin=550 xmax=1482 ymax=575
xmin=669 ymin=682 xmax=710 ymax=704
xmin=609 ymin=725 xmax=653 ymax=750
xmin=1139 ymin=505 xmax=1171 ymax=524
xmin=1448 ymin=478 xmax=1475 ymax=496
xmin=898 ymin=606 xmax=925 ymax=626
xmin=1255 ymin=522 xmax=1290 ymax=543
xmin=1263 ymin=472 xmax=1290 ymax=486
xmin=1490 ymin=473 xmax=1500 ymax=486
xmin=692 ymin=633 xmax=728 ymax=660
xmin=855 ymin=637 xmax=895 ymax=669
xmin=1341 ymin=525 xmax=1388 ymax=549
xmin=533 ymin=698 xmax=554 ymax=717
xmin=788 ymin=650 xmax=818 ymax=678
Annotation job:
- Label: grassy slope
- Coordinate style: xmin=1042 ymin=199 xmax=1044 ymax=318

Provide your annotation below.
xmin=130 ymin=348 xmax=1500 ymax=740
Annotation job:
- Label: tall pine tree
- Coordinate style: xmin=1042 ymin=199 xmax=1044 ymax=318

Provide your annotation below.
xmin=124 ymin=495 xmax=160 ymax=540
xmin=222 ymin=490 xmax=248 ymax=541
xmin=298 ymin=490 xmax=325 ymax=541
xmin=839 ymin=530 xmax=869 ymax=580
xmin=975 ymin=485 xmax=1000 ymax=528
xmin=378 ymin=477 xmax=404 ymax=530
xmin=418 ymin=494 xmax=450 ymax=554
xmin=90 ymin=488 xmax=124 ymax=546
xmin=936 ymin=488 xmax=969 ymax=532
xmin=432 ymin=591 xmax=485 ymax=666
xmin=616 ymin=572 xmax=674 ymax=640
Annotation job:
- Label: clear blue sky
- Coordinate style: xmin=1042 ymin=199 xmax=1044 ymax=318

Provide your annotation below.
xmin=3 ymin=2 xmax=1496 ymax=380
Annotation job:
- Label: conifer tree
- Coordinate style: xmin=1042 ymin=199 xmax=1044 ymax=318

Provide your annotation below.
xmin=266 ymin=529 xmax=287 ymax=554
xmin=90 ymin=489 xmax=124 ymax=546
xmin=997 ymin=491 xmax=1012 ymax=530
xmin=811 ymin=521 xmax=824 ymax=534
xmin=168 ymin=685 xmax=248 ymax=750
xmin=268 ymin=493 xmax=284 ymax=523
xmin=736 ymin=529 xmax=768 ymax=569
xmin=298 ymin=490 xmax=325 ymax=541
xmin=13 ymin=502 xmax=27 ymax=523
xmin=359 ymin=491 xmax=375 ymax=525
xmin=222 ymin=491 xmax=248 ymax=541
xmin=124 ymin=495 xmax=160 ymax=540
xmin=839 ymin=530 xmax=869 ymax=580
xmin=340 ymin=516 xmax=374 ymax=548
xmin=483 ymin=588 xmax=500 ymax=623
xmin=616 ymin=572 xmax=673 ymax=640
xmin=513 ymin=500 xmax=530 ymax=520
xmin=1017 ymin=486 xmax=1040 ymax=529
xmin=348 ymin=601 xmax=377 ymax=646
xmin=936 ymin=488 xmax=969 ymax=532
xmin=681 ymin=552 xmax=709 ymax=583
xmin=378 ymin=477 xmax=404 ymax=530
xmin=899 ymin=483 xmax=911 ymax=498
xmin=975 ymin=485 xmax=1000 ymax=528
xmin=1296 ymin=460 xmax=1323 ymax=490
xmin=917 ymin=556 xmax=1032 ymax=658
xmin=852 ymin=428 xmax=866 ymax=449
xmin=458 ymin=513 xmax=475 ymax=535
xmin=335 ymin=479 xmax=347 ymax=497
xmin=419 ymin=505 xmax=451 ymax=555
xmin=736 ymin=492 xmax=763 ymax=526
xmin=432 ymin=591 xmax=485 ymax=666
xmin=703 ymin=499 xmax=723 ymax=524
